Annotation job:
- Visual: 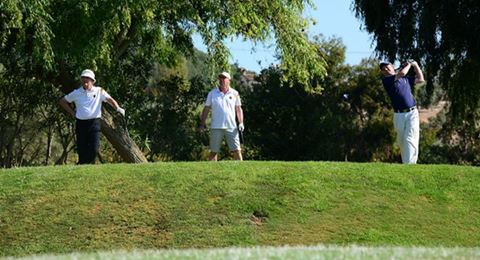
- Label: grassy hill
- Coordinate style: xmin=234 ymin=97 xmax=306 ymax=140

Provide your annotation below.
xmin=1 ymin=161 xmax=479 ymax=257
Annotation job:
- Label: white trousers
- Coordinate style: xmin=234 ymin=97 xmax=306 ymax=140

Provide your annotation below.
xmin=393 ymin=109 xmax=420 ymax=164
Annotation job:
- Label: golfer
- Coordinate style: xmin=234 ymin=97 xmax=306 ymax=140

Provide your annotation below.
xmin=59 ymin=69 xmax=125 ymax=164
xmin=198 ymin=72 xmax=244 ymax=161
xmin=379 ymin=60 xmax=425 ymax=164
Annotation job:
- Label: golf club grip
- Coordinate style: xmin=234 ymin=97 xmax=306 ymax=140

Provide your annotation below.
xmin=239 ymin=129 xmax=244 ymax=144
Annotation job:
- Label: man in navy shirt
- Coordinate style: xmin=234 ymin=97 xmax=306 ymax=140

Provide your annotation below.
xmin=379 ymin=60 xmax=425 ymax=164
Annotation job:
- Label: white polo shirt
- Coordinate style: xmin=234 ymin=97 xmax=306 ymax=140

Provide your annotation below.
xmin=205 ymin=87 xmax=242 ymax=129
xmin=64 ymin=86 xmax=111 ymax=120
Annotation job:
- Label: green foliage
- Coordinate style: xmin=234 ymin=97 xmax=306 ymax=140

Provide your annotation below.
xmin=130 ymin=74 xmax=208 ymax=161
xmin=432 ymin=110 xmax=480 ymax=165
xmin=418 ymin=126 xmax=450 ymax=165
xmin=353 ymin=0 xmax=480 ymax=117
xmin=0 ymin=67 xmax=76 ymax=167
xmin=0 ymin=0 xmax=326 ymax=91
xmin=192 ymin=0 xmax=327 ymax=88
xmin=186 ymin=49 xmax=210 ymax=81
xmin=353 ymin=0 xmax=480 ymax=165
xmin=1 ymin=161 xmax=480 ymax=256
xmin=0 ymin=0 xmax=328 ymax=165
xmin=240 ymin=37 xmax=397 ymax=161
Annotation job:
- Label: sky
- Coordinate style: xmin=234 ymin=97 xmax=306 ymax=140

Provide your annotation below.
xmin=193 ymin=0 xmax=376 ymax=72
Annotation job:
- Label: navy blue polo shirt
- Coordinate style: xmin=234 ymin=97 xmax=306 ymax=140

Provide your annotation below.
xmin=381 ymin=75 xmax=416 ymax=110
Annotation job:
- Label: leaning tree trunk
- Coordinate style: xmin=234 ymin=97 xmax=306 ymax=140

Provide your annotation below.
xmin=100 ymin=108 xmax=147 ymax=163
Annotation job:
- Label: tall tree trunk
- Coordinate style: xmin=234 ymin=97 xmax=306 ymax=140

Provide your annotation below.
xmin=101 ymin=109 xmax=147 ymax=163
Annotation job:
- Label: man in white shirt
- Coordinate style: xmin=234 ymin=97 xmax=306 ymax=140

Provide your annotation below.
xmin=198 ymin=72 xmax=244 ymax=161
xmin=59 ymin=69 xmax=125 ymax=164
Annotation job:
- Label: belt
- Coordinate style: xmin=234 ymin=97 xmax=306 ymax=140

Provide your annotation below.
xmin=394 ymin=106 xmax=416 ymax=113
xmin=76 ymin=118 xmax=100 ymax=121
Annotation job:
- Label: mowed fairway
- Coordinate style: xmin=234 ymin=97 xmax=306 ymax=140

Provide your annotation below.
xmin=11 ymin=245 xmax=480 ymax=259
xmin=1 ymin=161 xmax=479 ymax=257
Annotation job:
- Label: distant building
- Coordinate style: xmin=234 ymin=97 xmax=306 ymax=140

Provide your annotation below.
xmin=238 ymin=67 xmax=259 ymax=91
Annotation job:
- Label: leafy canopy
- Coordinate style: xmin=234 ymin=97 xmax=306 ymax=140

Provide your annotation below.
xmin=353 ymin=0 xmax=480 ymax=118
xmin=0 ymin=0 xmax=326 ymax=92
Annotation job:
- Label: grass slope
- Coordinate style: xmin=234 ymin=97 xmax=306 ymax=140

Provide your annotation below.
xmin=1 ymin=161 xmax=479 ymax=256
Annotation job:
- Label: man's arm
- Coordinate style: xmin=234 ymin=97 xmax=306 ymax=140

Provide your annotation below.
xmin=236 ymin=105 xmax=244 ymax=131
xmin=395 ymin=62 xmax=412 ymax=81
xmin=410 ymin=61 xmax=425 ymax=84
xmin=106 ymin=97 xmax=125 ymax=116
xmin=106 ymin=97 xmax=120 ymax=110
xmin=236 ymin=106 xmax=243 ymax=124
xmin=198 ymin=106 xmax=210 ymax=131
xmin=59 ymin=97 xmax=75 ymax=118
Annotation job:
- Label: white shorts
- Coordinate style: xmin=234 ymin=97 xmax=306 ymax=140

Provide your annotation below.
xmin=210 ymin=128 xmax=241 ymax=153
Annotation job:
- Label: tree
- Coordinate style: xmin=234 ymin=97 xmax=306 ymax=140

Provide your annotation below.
xmin=129 ymin=64 xmax=210 ymax=161
xmin=0 ymin=67 xmax=70 ymax=167
xmin=353 ymin=0 xmax=480 ymax=165
xmin=353 ymin=0 xmax=480 ymax=117
xmin=0 ymin=0 xmax=327 ymax=163
xmin=240 ymin=36 xmax=397 ymax=161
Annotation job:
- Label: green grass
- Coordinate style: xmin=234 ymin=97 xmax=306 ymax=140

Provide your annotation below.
xmin=1 ymin=161 xmax=480 ymax=257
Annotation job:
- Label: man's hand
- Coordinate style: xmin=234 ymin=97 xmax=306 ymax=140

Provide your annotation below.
xmin=238 ymin=123 xmax=244 ymax=132
xmin=116 ymin=107 xmax=125 ymax=116
xmin=399 ymin=59 xmax=416 ymax=69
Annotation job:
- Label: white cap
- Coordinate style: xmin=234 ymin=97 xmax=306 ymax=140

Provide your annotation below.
xmin=80 ymin=69 xmax=96 ymax=82
xmin=218 ymin=71 xmax=231 ymax=80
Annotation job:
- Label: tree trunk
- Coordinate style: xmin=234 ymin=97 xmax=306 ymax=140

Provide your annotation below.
xmin=100 ymin=109 xmax=147 ymax=163
xmin=45 ymin=127 xmax=53 ymax=165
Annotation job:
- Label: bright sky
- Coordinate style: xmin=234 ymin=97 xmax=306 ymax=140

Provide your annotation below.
xmin=193 ymin=0 xmax=376 ymax=72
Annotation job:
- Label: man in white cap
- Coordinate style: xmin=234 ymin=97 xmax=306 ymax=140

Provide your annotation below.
xmin=59 ymin=69 xmax=125 ymax=164
xmin=198 ymin=71 xmax=244 ymax=161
